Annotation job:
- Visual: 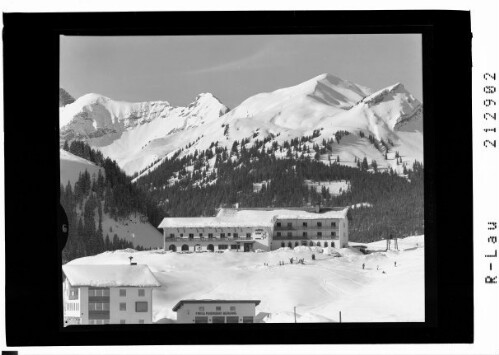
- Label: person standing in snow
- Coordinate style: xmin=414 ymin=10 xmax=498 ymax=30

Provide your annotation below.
xmin=312 ymin=254 xmax=316 ymax=260
xmin=290 ymin=258 xmax=293 ymax=264
xmin=394 ymin=261 xmax=397 ymax=267
xmin=362 ymin=263 xmax=365 ymax=270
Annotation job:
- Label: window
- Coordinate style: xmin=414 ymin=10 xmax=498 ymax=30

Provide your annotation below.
xmin=317 ymin=222 xmax=322 ymax=227
xmin=136 ymin=301 xmax=148 ymax=312
xmin=120 ymin=320 xmax=126 ymax=324
xmin=331 ymin=231 xmax=336 ymax=237
xmin=303 ymin=222 xmax=308 ymax=227
xmin=139 ymin=319 xmax=145 ymax=324
xmin=189 ymin=233 xmax=194 ymax=238
xmin=303 ymin=232 xmax=308 ymax=237
xmin=228 ymin=233 xmax=231 ymax=236
xmin=216 ymin=306 xmax=222 ymax=311
xmin=89 ymin=288 xmax=108 ymax=297
xmin=287 ymin=222 xmax=292 ymax=228
xmin=276 ymin=222 xmax=281 ymax=227
xmin=212 ymin=316 xmax=225 ymax=323
xmin=69 ymin=287 xmax=79 ymax=300
xmin=208 ymin=233 xmax=213 ymax=238
xmin=317 ymin=232 xmax=322 ymax=237
xmin=199 ymin=233 xmax=203 ymax=237
xmin=138 ymin=289 xmax=145 ymax=297
xmin=120 ymin=303 xmax=126 ymax=311
xmin=246 ymin=233 xmax=251 ymax=238
xmin=230 ymin=244 xmax=239 ymax=250
xmin=331 ymin=222 xmax=336 ymax=227
xmin=276 ymin=232 xmax=281 ymax=237
xmin=89 ymin=302 xmax=110 ymax=311
xmin=119 ymin=289 xmax=126 ymax=297
xmin=180 ymin=233 xmax=184 ymax=237
xmin=230 ymin=306 xmax=236 ymax=311
xmin=243 ymin=316 xmax=254 ymax=323
xmin=281 ymin=242 xmax=285 ymax=248
xmin=199 ymin=306 xmax=205 ymax=311
xmin=220 ymin=233 xmax=225 ymax=238
xmin=234 ymin=233 xmax=239 ymax=238
xmin=287 ymin=232 xmax=292 ymax=237
xmin=169 ymin=233 xmax=174 ymax=238
xmin=324 ymin=242 xmax=328 ymax=247
xmin=226 ymin=316 xmax=239 ymax=323
xmin=195 ymin=316 xmax=208 ymax=323
xmin=218 ymin=244 xmax=228 ymax=250
xmin=331 ymin=242 xmax=335 ymax=248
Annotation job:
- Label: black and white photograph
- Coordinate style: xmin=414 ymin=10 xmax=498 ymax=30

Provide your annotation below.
xmin=59 ymin=34 xmax=425 ymax=325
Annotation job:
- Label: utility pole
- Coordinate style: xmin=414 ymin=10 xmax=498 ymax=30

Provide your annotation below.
xmin=294 ymin=306 xmax=297 ymax=323
xmin=339 ymin=311 xmax=342 ymax=323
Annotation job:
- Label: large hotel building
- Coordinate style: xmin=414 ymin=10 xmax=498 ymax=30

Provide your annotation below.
xmin=158 ymin=206 xmax=349 ymax=252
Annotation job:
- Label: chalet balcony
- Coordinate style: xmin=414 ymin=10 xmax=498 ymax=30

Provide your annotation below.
xmin=165 ymin=236 xmax=254 ymax=242
xmin=274 ymin=225 xmax=338 ymax=231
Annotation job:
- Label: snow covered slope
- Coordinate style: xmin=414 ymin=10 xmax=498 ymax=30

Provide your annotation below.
xmin=59 ymin=149 xmax=163 ymax=249
xmin=60 ymin=149 xmax=103 ymax=186
xmin=60 ymin=74 xmax=422 ymax=175
xmin=67 ymin=235 xmax=424 ymax=323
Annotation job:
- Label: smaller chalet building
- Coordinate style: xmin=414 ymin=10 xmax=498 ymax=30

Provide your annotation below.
xmin=62 ymin=264 xmax=160 ymax=325
xmin=173 ymin=299 xmax=261 ymax=323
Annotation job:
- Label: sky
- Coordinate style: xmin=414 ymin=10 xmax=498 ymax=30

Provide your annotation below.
xmin=60 ymin=34 xmax=422 ymax=108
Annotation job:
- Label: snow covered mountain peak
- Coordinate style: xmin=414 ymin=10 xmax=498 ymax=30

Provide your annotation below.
xmin=60 ymin=73 xmax=423 ymax=176
xmin=188 ymin=92 xmax=230 ymax=117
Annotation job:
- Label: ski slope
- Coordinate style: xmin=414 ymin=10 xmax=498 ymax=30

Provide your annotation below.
xmin=67 ymin=235 xmax=424 ymax=323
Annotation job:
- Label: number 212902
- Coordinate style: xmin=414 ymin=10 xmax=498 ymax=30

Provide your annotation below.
xmin=484 ymin=72 xmax=497 ymax=148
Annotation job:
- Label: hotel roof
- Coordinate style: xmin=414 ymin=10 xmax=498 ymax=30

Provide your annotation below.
xmin=172 ymin=299 xmax=261 ymax=312
xmin=62 ymin=264 xmax=161 ymax=288
xmin=158 ymin=207 xmax=349 ymax=229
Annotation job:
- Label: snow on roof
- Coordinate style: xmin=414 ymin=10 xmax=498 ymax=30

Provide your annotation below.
xmin=172 ymin=299 xmax=261 ymax=312
xmin=62 ymin=264 xmax=161 ymax=288
xmin=158 ymin=207 xmax=349 ymax=229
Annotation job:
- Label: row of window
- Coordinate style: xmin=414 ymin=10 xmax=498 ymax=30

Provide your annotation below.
xmin=276 ymin=231 xmax=336 ymax=237
xmin=119 ymin=289 xmax=146 ymax=297
xmin=280 ymin=241 xmax=336 ymax=248
xmin=88 ymin=319 xmax=145 ymax=325
xmin=194 ymin=316 xmax=253 ymax=323
xmin=199 ymin=306 xmax=236 ymax=311
xmin=88 ymin=288 xmax=110 ymax=297
xmin=169 ymin=232 xmax=251 ymax=239
xmin=119 ymin=301 xmax=149 ymax=312
xmin=276 ymin=221 xmax=337 ymax=228
xmin=89 ymin=302 xmax=110 ymax=311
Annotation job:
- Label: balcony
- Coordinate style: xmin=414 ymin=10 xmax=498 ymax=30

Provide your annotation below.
xmin=274 ymin=225 xmax=338 ymax=231
xmin=165 ymin=236 xmax=254 ymax=243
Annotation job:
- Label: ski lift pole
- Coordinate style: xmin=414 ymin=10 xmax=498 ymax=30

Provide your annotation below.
xmin=339 ymin=311 xmax=342 ymax=323
xmin=294 ymin=306 xmax=297 ymax=323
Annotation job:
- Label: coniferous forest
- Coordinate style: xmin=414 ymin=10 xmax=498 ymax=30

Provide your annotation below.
xmin=61 ymin=136 xmax=424 ymax=262
xmin=60 ymin=141 xmax=165 ymax=263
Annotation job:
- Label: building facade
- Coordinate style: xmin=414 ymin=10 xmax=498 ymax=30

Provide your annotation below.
xmin=159 ymin=206 xmax=349 ymax=252
xmin=173 ymin=300 xmax=261 ymax=323
xmin=62 ymin=264 xmax=160 ymax=325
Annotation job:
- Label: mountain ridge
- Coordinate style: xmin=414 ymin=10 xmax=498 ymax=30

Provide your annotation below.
xmin=60 ymin=73 xmax=422 ymax=176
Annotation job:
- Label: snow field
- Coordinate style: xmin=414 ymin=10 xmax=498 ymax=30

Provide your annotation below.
xmin=68 ymin=235 xmax=424 ymax=323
